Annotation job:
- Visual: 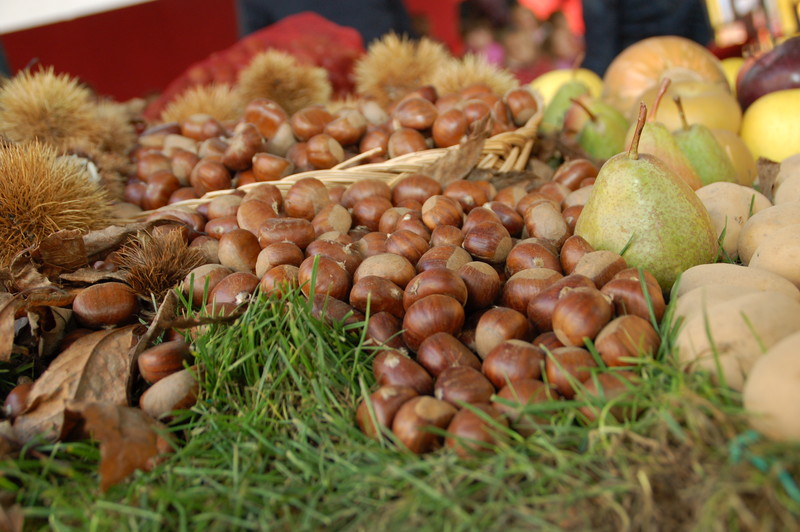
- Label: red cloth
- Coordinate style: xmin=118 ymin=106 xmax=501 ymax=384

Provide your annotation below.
xmin=519 ymin=0 xmax=584 ymax=36
xmin=143 ymin=12 xmax=365 ymax=121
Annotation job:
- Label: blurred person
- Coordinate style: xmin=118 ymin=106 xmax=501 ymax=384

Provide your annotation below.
xmin=236 ymin=0 xmax=416 ymax=45
xmin=581 ymin=0 xmax=714 ymax=76
xmin=542 ymin=10 xmax=583 ymax=69
xmin=463 ymin=17 xmax=506 ymax=65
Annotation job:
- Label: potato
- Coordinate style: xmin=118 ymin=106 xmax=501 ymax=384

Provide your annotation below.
xmin=743 ymin=331 xmax=800 ymax=441
xmin=737 ymin=202 xmax=800 ymax=264
xmin=672 ymin=283 xmax=759 ymax=325
xmin=774 ymin=152 xmax=800 ymax=190
xmin=749 ymin=224 xmax=800 ymax=288
xmin=676 ymin=290 xmax=800 ymax=391
xmin=674 ymin=262 xmax=800 ymax=301
xmin=774 ymin=173 xmax=800 ymax=204
xmin=695 ymin=182 xmax=771 ymax=260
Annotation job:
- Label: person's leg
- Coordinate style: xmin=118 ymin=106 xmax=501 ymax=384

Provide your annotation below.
xmin=0 ymin=40 xmax=11 ymax=77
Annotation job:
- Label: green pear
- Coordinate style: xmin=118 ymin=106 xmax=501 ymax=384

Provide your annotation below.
xmin=623 ymin=80 xmax=703 ymax=190
xmin=575 ymin=103 xmax=719 ymax=292
xmin=540 ymin=79 xmax=590 ymax=134
xmin=563 ymin=95 xmax=629 ymax=160
xmin=672 ymin=96 xmax=738 ymax=186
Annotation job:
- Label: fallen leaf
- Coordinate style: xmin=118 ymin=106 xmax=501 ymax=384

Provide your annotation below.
xmin=83 ymin=222 xmax=155 ymax=263
xmin=12 ymin=325 xmax=143 ymax=443
xmin=31 ymin=229 xmax=87 ymax=275
xmin=27 ymin=306 xmax=72 ymax=358
xmin=0 ymin=421 xmax=21 ymax=461
xmin=59 ymin=268 xmax=128 ymax=285
xmin=425 ymin=115 xmax=491 ymax=185
xmin=0 ymin=502 xmax=23 ymax=532
xmin=64 ymin=401 xmax=173 ymax=492
xmin=0 ymin=295 xmax=23 ymax=362
xmin=6 ymin=252 xmax=53 ymax=294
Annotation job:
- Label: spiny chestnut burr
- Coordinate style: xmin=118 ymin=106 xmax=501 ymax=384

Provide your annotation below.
xmin=493 ymin=380 xmax=561 ymax=436
xmin=284 ymin=177 xmax=330 ymax=220
xmin=434 ymin=366 xmax=495 ymax=407
xmin=594 ymin=315 xmax=660 ymax=367
xmin=392 ymin=174 xmax=442 ymax=206
xmin=72 ymin=282 xmax=139 ymax=328
xmin=354 ymin=253 xmax=416 ymax=289
xmin=526 ymin=274 xmax=597 ymax=332
xmin=474 ymin=306 xmax=531 ymax=359
xmin=544 ymin=346 xmax=598 ymax=399
xmin=356 ymin=385 xmax=419 ymax=439
xmin=183 ymin=264 xmax=233 ymax=307
xmin=298 ymin=255 xmax=351 ymax=301
xmin=349 ymin=275 xmax=405 ymax=318
xmin=462 ymin=221 xmax=512 ymax=264
xmin=421 ymin=195 xmax=464 ymax=230
xmin=218 ymin=228 xmax=261 ymax=273
xmin=577 ymin=371 xmax=640 ymax=423
xmin=481 ymin=339 xmax=545 ymax=388
xmin=403 ymin=268 xmax=468 ymax=310
xmin=445 ymin=403 xmax=508 ymax=457
xmin=505 ymin=239 xmax=561 ymax=277
xmin=139 ymin=367 xmax=199 ymax=420
xmin=258 ymin=218 xmax=316 ymax=250
xmin=457 ymin=261 xmax=501 ymax=311
xmin=392 ymin=396 xmax=458 ymax=454
xmin=259 ymin=264 xmax=300 ymax=299
xmin=416 ymin=332 xmax=482 ymax=377
xmin=138 ymin=339 xmax=193 ymax=384
xmin=501 ymin=268 xmax=563 ymax=315
xmin=255 ymin=242 xmax=304 ymax=278
xmin=572 ymin=250 xmax=627 ymax=289
xmin=373 ymin=349 xmax=434 ymax=395
xmin=402 ymin=294 xmax=465 ymax=352
xmin=551 ymin=286 xmax=613 ymax=347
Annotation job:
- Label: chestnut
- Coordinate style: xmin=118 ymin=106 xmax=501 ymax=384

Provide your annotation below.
xmin=416 ymin=245 xmax=472 ymax=273
xmin=594 ymin=315 xmax=660 ymax=367
xmin=255 ymin=242 xmax=305 ymax=278
xmin=72 ymin=282 xmax=139 ymax=328
xmin=259 ymin=264 xmax=300 ymax=298
xmin=306 ymin=133 xmax=345 ymax=169
xmin=207 ymin=271 xmax=260 ymax=314
xmin=526 ymin=274 xmax=597 ymax=332
xmin=493 ymin=379 xmax=562 ymax=436
xmin=356 ymin=385 xmax=418 ymax=439
xmin=559 ymin=235 xmax=595 ymax=275
xmin=505 ymin=87 xmax=539 ymax=126
xmin=484 ymin=201 xmax=524 ymax=237
xmin=258 ymin=218 xmax=316 ymax=250
xmin=445 ymin=403 xmax=508 ymax=457
xmin=325 ymin=109 xmax=367 ymax=146
xmin=505 ymin=239 xmax=561 ymax=277
xmin=416 ymin=332 xmax=482 ymax=377
xmin=551 ymin=286 xmax=613 ymax=347
xmin=544 ymin=346 xmax=597 ymax=399
xmin=373 ymin=349 xmax=434 ymax=395
xmin=384 ymin=230 xmax=430 ymax=266
xmin=501 ymin=268 xmax=563 ymax=315
xmin=432 ymin=107 xmax=468 ymax=148
xmin=431 ymin=225 xmax=464 ymax=247
xmin=443 ymin=180 xmax=490 ymax=213
xmin=305 ymin=239 xmax=362 ymax=276
xmin=403 ymin=268 xmax=468 ymax=310
xmin=188 ymin=234 xmax=219 ymax=263
xmin=394 ymin=96 xmax=438 ymax=130
xmin=222 ymin=122 xmax=264 ymax=171
xmin=365 ymin=311 xmax=406 ymax=350
xmin=182 ymin=264 xmax=233 ymax=307
xmin=284 ymin=177 xmax=330 ymax=220
xmin=298 ymin=255 xmax=351 ymax=301
xmin=552 ymin=158 xmax=599 ymax=191
xmin=387 ymin=128 xmax=428 ymax=158
xmin=572 ymin=251 xmax=628 ymax=289
xmin=481 ymin=339 xmax=545 ymax=388
xmin=457 ymin=261 xmax=502 ymax=311
xmin=141 ymin=171 xmax=181 ymax=211
xmin=359 ymin=129 xmax=389 ymax=162
xmin=378 ymin=207 xmax=412 ymax=234
xmin=207 ymin=194 xmax=243 ymax=220
xmin=218 ymin=228 xmax=261 ymax=273
xmin=309 ymin=294 xmax=365 ymax=326
xmin=139 ymin=367 xmax=198 ymax=420
xmin=349 ymin=275 xmax=405 ymax=318
xmin=353 ymin=253 xmax=416 ymax=289
xmin=601 ymin=273 xmax=665 ymax=323
xmin=421 ymin=195 xmax=463 ymax=230
xmin=244 ymin=98 xmax=289 ymax=138
xmin=3 ymin=380 xmax=33 ymax=419
xmin=391 ymin=396 xmax=458 ymax=454
xmin=205 ymin=215 xmax=240 ymax=239
xmin=312 ymin=203 xmax=352 ymax=236
xmin=189 ymin=158 xmax=232 ymax=196
xmin=434 ymin=366 xmax=495 ymax=407
xmin=402 ymin=294 xmax=465 ymax=352
xmin=523 ymin=201 xmax=570 ymax=249
xmin=391 ymin=174 xmax=442 ymax=206
xmin=290 ymin=106 xmax=334 ymax=141
xmin=138 ymin=339 xmax=192 ymax=384
xmin=352 ymin=196 xmax=393 ymax=232
xmin=251 ymin=153 xmax=293 ymax=181
xmin=462 ymin=221 xmax=512 ymax=264
xmin=577 ymin=371 xmax=640 ymax=423
xmin=474 ymin=306 xmax=531 ymax=359
xmin=353 ymin=232 xmax=388 ymax=258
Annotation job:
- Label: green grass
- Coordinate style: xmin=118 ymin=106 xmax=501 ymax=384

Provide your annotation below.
xmin=3 ymin=286 xmax=800 ymax=531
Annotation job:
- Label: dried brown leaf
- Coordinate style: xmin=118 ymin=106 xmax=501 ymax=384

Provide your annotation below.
xmin=0 ymin=294 xmax=23 ymax=362
xmin=756 ymin=157 xmax=780 ymax=203
xmin=64 ymin=401 xmax=173 ymax=492
xmin=83 ymin=222 xmax=155 ymax=262
xmin=0 ymin=421 xmax=21 ymax=461
xmin=12 ymin=325 xmax=142 ymax=443
xmin=59 ymin=268 xmax=128 ymax=285
xmin=27 ymin=306 xmax=72 ymax=358
xmin=31 ymin=229 xmax=87 ymax=274
xmin=6 ymin=251 xmax=52 ymax=293
xmin=0 ymin=501 xmax=23 ymax=532
xmin=425 ymin=115 xmax=491 ymax=185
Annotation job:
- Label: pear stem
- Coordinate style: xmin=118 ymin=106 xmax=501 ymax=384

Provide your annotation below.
xmin=569 ymin=97 xmax=597 ymax=122
xmin=649 ymin=78 xmax=671 ymax=123
xmin=627 ymin=102 xmax=647 ymax=160
xmin=673 ymin=95 xmax=690 ymax=131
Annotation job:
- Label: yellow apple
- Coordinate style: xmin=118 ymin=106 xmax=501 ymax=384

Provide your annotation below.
xmin=529 ymin=68 xmax=603 ymax=106
xmin=740 ymin=88 xmax=800 ymax=162
xmin=721 ymin=57 xmax=745 ymax=95
xmin=710 ymin=128 xmax=758 ymax=186
xmin=633 ymin=80 xmax=742 ymax=133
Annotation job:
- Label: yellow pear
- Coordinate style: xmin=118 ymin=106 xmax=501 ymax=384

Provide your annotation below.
xmin=721 ymin=57 xmax=745 ymax=95
xmin=709 ymin=129 xmax=757 ymax=186
xmin=633 ymin=80 xmax=742 ymax=133
xmin=530 ymin=68 xmax=603 ymax=106
xmin=740 ymin=88 xmax=800 ymax=162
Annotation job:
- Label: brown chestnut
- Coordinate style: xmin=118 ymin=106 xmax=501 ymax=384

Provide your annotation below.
xmin=403 ymin=268 xmax=468 ymax=310
xmin=445 ymin=403 xmax=508 ymax=457
xmin=373 ymin=349 xmax=434 ymax=395
xmin=416 ymin=332 xmax=482 ymax=377
xmin=402 ymin=294 xmax=465 ymax=352
xmin=551 ymin=286 xmax=613 ymax=347
xmin=481 ymin=339 xmax=545 ymax=388
xmin=72 ymin=282 xmax=139 ymax=328
xmin=356 ymin=385 xmax=418 ymax=439
xmin=391 ymin=396 xmax=458 ymax=454
xmin=474 ymin=306 xmax=531 ymax=359
xmin=138 ymin=339 xmax=192 ymax=384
